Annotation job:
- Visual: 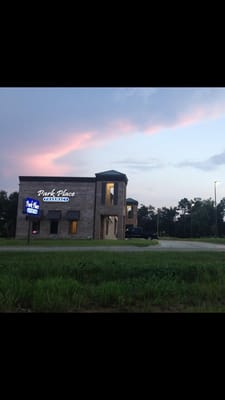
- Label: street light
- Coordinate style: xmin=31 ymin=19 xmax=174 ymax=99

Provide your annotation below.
xmin=214 ymin=181 xmax=220 ymax=236
xmin=156 ymin=208 xmax=160 ymax=237
xmin=190 ymin=201 xmax=195 ymax=238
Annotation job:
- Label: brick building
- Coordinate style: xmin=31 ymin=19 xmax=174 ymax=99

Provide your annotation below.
xmin=126 ymin=198 xmax=139 ymax=228
xmin=16 ymin=170 xmax=138 ymax=240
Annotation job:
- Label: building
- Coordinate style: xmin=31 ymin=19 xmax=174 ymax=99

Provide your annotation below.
xmin=126 ymin=198 xmax=139 ymax=228
xmin=16 ymin=170 xmax=137 ymax=240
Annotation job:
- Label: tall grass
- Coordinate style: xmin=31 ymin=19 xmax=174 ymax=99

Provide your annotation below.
xmin=1 ymin=251 xmax=225 ymax=312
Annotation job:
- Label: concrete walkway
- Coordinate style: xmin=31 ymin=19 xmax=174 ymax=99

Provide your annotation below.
xmin=1 ymin=240 xmax=225 ymax=252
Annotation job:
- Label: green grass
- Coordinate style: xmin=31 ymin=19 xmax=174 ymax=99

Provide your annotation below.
xmin=0 ymin=238 xmax=156 ymax=247
xmin=1 ymin=251 xmax=225 ymax=312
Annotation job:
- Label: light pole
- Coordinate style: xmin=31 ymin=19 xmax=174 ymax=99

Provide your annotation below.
xmin=214 ymin=181 xmax=220 ymax=237
xmin=190 ymin=201 xmax=194 ymax=238
xmin=156 ymin=208 xmax=160 ymax=237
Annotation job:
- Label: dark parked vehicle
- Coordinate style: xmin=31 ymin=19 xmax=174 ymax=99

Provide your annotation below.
xmin=125 ymin=227 xmax=158 ymax=240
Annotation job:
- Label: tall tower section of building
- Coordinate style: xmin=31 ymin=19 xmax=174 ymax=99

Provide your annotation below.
xmin=94 ymin=170 xmax=128 ymax=240
xmin=126 ymin=198 xmax=138 ymax=227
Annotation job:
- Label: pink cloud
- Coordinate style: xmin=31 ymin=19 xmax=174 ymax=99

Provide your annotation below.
xmin=144 ymin=103 xmax=225 ymax=134
xmin=143 ymin=124 xmax=166 ymax=135
xmin=8 ymin=132 xmax=95 ymax=177
xmin=20 ymin=132 xmax=93 ymax=175
xmin=109 ymin=119 xmax=137 ymax=133
xmin=175 ymin=104 xmax=225 ymax=129
xmin=9 ymin=120 xmax=138 ymax=177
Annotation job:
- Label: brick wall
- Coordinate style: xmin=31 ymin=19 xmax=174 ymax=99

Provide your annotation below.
xmin=16 ymin=179 xmax=96 ymax=239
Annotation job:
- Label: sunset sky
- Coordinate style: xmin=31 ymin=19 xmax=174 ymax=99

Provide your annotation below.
xmin=1 ymin=87 xmax=225 ymax=208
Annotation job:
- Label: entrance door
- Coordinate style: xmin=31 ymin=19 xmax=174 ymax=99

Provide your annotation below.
xmin=100 ymin=215 xmax=118 ymax=239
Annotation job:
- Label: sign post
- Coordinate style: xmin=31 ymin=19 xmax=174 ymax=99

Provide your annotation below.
xmin=27 ymin=216 xmax=32 ymax=245
xmin=24 ymin=198 xmax=40 ymax=245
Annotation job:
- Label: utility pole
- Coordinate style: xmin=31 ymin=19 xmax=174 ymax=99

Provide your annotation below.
xmin=156 ymin=209 xmax=159 ymax=237
xmin=27 ymin=216 xmax=31 ymax=245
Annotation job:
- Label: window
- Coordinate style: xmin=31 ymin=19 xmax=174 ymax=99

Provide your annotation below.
xmin=69 ymin=220 xmax=78 ymax=234
xmin=106 ymin=183 xmax=114 ymax=205
xmin=50 ymin=220 xmax=58 ymax=234
xmin=101 ymin=182 xmax=118 ymax=206
xmin=127 ymin=205 xmax=133 ymax=219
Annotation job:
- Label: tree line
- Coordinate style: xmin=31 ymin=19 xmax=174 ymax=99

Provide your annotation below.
xmin=138 ymin=197 xmax=225 ymax=238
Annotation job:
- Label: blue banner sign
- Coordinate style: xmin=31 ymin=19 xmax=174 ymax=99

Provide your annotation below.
xmin=25 ymin=198 xmax=40 ymax=215
xmin=43 ymin=197 xmax=69 ymax=202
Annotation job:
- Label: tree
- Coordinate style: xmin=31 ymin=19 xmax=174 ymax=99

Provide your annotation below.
xmin=0 ymin=191 xmax=8 ymax=237
xmin=190 ymin=199 xmax=214 ymax=237
xmin=7 ymin=192 xmax=19 ymax=237
xmin=135 ymin=196 xmax=225 ymax=239
xmin=137 ymin=204 xmax=157 ymax=232
xmin=174 ymin=198 xmax=191 ymax=237
xmin=178 ymin=198 xmax=191 ymax=214
xmin=159 ymin=207 xmax=177 ymax=236
xmin=0 ymin=190 xmax=18 ymax=237
xmin=217 ymin=197 xmax=225 ymax=236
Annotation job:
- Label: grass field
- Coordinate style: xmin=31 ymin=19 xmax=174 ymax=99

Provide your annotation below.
xmin=1 ymin=250 xmax=225 ymax=312
xmin=1 ymin=237 xmax=225 ymax=246
xmin=0 ymin=238 xmax=156 ymax=247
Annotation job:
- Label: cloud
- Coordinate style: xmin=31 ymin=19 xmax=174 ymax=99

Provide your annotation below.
xmin=113 ymin=88 xmax=158 ymax=103
xmin=3 ymin=88 xmax=225 ymax=145
xmin=2 ymin=131 xmax=95 ymax=177
xmin=3 ymin=121 xmax=137 ymax=177
xmin=111 ymin=88 xmax=225 ymax=136
xmin=2 ymin=87 xmax=225 ymax=179
xmin=117 ymin=158 xmax=166 ymax=171
xmin=176 ymin=150 xmax=225 ymax=171
xmin=143 ymin=88 xmax=225 ymax=134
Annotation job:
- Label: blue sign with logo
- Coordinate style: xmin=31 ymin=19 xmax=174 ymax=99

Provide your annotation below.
xmin=24 ymin=198 xmax=40 ymax=216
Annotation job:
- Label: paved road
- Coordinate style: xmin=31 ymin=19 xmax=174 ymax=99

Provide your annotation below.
xmin=157 ymin=240 xmax=225 ymax=251
xmin=1 ymin=240 xmax=225 ymax=252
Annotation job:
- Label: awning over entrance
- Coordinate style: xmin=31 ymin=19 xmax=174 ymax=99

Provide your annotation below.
xmin=65 ymin=210 xmax=80 ymax=220
xmin=25 ymin=210 xmax=44 ymax=221
xmin=46 ymin=210 xmax=62 ymax=220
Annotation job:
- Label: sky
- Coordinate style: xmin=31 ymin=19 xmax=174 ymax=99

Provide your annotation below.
xmin=1 ymin=86 xmax=225 ymax=209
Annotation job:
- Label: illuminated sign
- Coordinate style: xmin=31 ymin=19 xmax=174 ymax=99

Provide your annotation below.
xmin=25 ymin=198 xmax=40 ymax=215
xmin=37 ymin=189 xmax=76 ymax=203
xmin=37 ymin=189 xmax=76 ymax=197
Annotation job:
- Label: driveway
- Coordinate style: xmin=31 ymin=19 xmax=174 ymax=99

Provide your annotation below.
xmin=1 ymin=240 xmax=225 ymax=252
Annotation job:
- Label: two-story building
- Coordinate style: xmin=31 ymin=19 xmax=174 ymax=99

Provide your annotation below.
xmin=16 ymin=170 xmax=138 ymax=240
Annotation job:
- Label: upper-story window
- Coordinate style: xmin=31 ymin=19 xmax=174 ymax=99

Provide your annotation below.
xmin=101 ymin=182 xmax=118 ymax=206
xmin=127 ymin=205 xmax=133 ymax=219
xmin=106 ymin=183 xmax=114 ymax=205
